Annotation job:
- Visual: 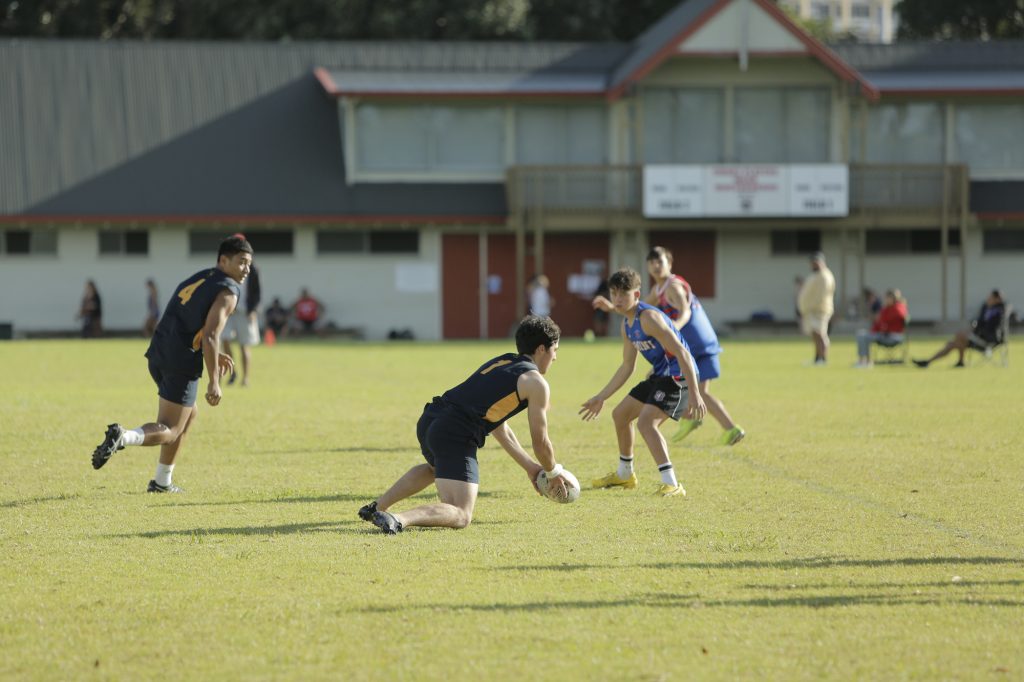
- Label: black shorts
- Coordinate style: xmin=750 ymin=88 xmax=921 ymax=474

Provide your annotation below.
xmin=416 ymin=406 xmax=481 ymax=484
xmin=148 ymin=358 xmax=199 ymax=407
xmin=628 ymin=375 xmax=689 ymax=421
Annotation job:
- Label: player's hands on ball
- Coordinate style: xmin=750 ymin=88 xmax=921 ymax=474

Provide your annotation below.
xmin=527 ymin=463 xmax=544 ymax=495
xmin=579 ymin=395 xmax=604 ymax=421
xmin=206 ymin=382 xmax=222 ymax=406
xmin=217 ymin=353 xmax=235 ymax=379
xmin=546 ymin=473 xmax=568 ymax=499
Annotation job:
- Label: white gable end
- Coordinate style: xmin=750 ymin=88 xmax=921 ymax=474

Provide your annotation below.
xmin=680 ymin=0 xmax=807 ymax=53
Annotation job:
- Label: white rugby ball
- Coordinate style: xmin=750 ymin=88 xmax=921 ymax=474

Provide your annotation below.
xmin=536 ymin=468 xmax=581 ymax=504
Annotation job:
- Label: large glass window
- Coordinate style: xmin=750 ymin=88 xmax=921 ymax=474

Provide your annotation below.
xmin=2 ymin=229 xmax=57 ymax=255
xmin=856 ymin=103 xmax=944 ymax=164
xmin=517 ymin=105 xmax=607 ymax=165
xmin=734 ymin=88 xmax=830 ymax=163
xmin=356 ymin=103 xmax=504 ymax=175
xmin=955 ymin=104 xmax=1024 ymax=174
xmin=771 ymin=230 xmax=821 ymax=255
xmin=642 ymin=88 xmax=723 ymax=163
xmin=983 ymin=229 xmax=1024 ymax=252
xmin=99 ymin=230 xmax=148 ymax=255
xmin=189 ymin=230 xmax=293 ymax=255
xmin=865 ymin=228 xmax=960 ymax=254
xmin=317 ymin=230 xmax=419 ymax=255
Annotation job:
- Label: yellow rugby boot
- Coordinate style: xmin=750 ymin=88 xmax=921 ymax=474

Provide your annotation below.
xmin=591 ymin=471 xmax=638 ymax=489
xmin=656 ymin=483 xmax=686 ymax=497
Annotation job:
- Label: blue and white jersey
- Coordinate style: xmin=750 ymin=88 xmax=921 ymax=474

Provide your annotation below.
xmin=626 ymin=302 xmax=693 ymax=379
xmin=656 ymin=275 xmax=721 ymax=358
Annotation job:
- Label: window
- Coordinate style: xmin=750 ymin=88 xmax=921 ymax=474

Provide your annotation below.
xmin=866 ymin=229 xmax=960 ymax=254
xmin=851 ymin=4 xmax=871 ymax=18
xmin=855 ymin=103 xmax=944 ymax=164
xmin=516 ymin=105 xmax=607 ymax=165
xmin=317 ymin=230 xmax=419 ymax=255
xmin=771 ymin=230 xmax=821 ymax=255
xmin=2 ymin=229 xmax=57 ymax=255
xmin=189 ymin=230 xmax=293 ymax=255
xmin=955 ymin=104 xmax=1024 ymax=174
xmin=99 ymin=230 xmax=148 ymax=255
xmin=642 ymin=88 xmax=723 ymax=163
xmin=355 ymin=103 xmax=504 ymax=176
xmin=734 ymin=88 xmax=830 ymax=163
xmin=983 ymin=229 xmax=1024 ymax=252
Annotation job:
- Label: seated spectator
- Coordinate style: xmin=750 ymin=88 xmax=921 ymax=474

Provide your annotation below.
xmin=854 ymin=289 xmax=908 ymax=367
xmin=914 ymin=289 xmax=1007 ymax=368
xmin=264 ymin=297 xmax=289 ymax=338
xmin=863 ymin=287 xmax=882 ymax=316
xmin=291 ymin=288 xmax=324 ymax=335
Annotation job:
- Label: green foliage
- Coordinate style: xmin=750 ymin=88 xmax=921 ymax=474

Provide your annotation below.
xmin=896 ymin=0 xmax=1024 ymax=39
xmin=1 ymin=338 xmax=1022 ymax=677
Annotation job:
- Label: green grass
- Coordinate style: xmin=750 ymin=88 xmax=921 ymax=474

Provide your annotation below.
xmin=1 ymin=338 xmax=1022 ymax=680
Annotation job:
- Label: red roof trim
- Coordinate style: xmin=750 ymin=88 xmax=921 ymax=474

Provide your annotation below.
xmin=977 ymin=212 xmax=1024 ymax=220
xmin=608 ymin=0 xmax=731 ymax=101
xmin=323 ymin=89 xmax=605 ymax=99
xmin=879 ymin=88 xmax=1024 ymax=97
xmin=0 ymin=214 xmax=507 ymax=225
xmin=313 ymin=67 xmax=340 ymax=96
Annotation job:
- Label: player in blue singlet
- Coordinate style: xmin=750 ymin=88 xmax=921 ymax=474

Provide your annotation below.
xmin=90 ymin=235 xmax=253 ymax=493
xmin=581 ymin=268 xmax=706 ymax=497
xmin=359 ymin=316 xmax=570 ymax=534
xmin=645 ymin=246 xmax=745 ymax=446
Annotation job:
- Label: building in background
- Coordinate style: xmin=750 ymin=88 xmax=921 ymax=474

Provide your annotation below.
xmin=2 ymin=0 xmax=1023 ymax=339
xmin=780 ymin=0 xmax=898 ymax=43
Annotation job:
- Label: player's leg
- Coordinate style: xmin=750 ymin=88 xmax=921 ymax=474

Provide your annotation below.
xmin=372 ymin=463 xmax=436 ymax=514
xmin=636 ymin=379 xmax=687 ymax=496
xmin=240 ymin=343 xmax=252 ymax=386
xmin=149 ymin=401 xmax=197 ymax=492
xmin=592 ymin=393 xmax=643 ymax=489
xmin=389 ymin=478 xmax=479 ymax=530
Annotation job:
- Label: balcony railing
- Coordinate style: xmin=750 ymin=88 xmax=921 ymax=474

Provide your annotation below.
xmin=506 ymin=164 xmax=969 ymax=217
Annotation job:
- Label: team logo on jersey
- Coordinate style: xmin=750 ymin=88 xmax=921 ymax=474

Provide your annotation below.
xmin=654 ymin=390 xmax=665 ymax=401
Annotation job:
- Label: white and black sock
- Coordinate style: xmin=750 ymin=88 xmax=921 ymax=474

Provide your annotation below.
xmin=658 ymin=462 xmax=678 ymax=486
xmin=616 ymin=455 xmax=634 ymax=479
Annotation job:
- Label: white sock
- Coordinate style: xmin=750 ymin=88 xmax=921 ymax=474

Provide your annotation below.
xmin=659 ymin=462 xmax=678 ymax=486
xmin=617 ymin=455 xmax=634 ymax=479
xmin=155 ymin=463 xmax=174 ymax=487
xmin=122 ymin=428 xmax=145 ymax=446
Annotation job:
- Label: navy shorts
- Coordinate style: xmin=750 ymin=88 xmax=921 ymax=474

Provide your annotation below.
xmin=148 ymin=358 xmax=199 ymax=407
xmin=416 ymin=407 xmax=481 ymax=484
xmin=695 ymin=353 xmax=720 ymax=381
xmin=628 ymin=375 xmax=689 ymax=421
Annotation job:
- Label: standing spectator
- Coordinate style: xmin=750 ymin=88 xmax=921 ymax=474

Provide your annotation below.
xmin=854 ymin=289 xmax=908 ymax=367
xmin=793 ymin=276 xmax=804 ymax=322
xmin=797 ymin=252 xmax=836 ymax=366
xmin=591 ymin=280 xmax=611 ymax=337
xmin=222 ymin=257 xmax=261 ymax=386
xmin=528 ymin=274 xmax=554 ymax=317
xmin=78 ymin=280 xmax=102 ymax=338
xmin=292 ymin=287 xmax=324 ymax=335
xmin=264 ymin=297 xmax=289 ymax=339
xmin=914 ymin=290 xmax=1007 ymax=368
xmin=144 ymin=279 xmax=160 ymax=338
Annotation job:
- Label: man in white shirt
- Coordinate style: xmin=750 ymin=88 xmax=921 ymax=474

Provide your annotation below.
xmin=797 ymin=251 xmax=836 ymax=366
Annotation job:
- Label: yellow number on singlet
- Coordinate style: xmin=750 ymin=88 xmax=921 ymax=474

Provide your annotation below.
xmin=480 ymin=359 xmax=512 ymax=375
xmin=177 ymin=278 xmax=206 ymax=305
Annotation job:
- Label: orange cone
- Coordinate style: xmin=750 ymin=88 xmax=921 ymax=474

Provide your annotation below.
xmin=264 ymin=328 xmax=276 ymax=346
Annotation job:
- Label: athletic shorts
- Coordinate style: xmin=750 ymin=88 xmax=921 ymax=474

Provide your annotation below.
xmin=628 ymin=375 xmax=689 ymax=421
xmin=416 ymin=407 xmax=481 ymax=484
xmin=801 ymin=313 xmax=831 ymax=337
xmin=226 ymin=312 xmax=260 ymax=346
xmin=148 ymin=358 xmax=199 ymax=407
xmin=695 ymin=353 xmax=720 ymax=382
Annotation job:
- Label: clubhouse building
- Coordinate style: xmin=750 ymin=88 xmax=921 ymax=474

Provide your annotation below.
xmin=2 ymin=0 xmax=1023 ymax=338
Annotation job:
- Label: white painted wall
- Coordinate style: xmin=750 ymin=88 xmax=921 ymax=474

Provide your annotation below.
xmin=0 ymin=226 xmax=444 ymax=340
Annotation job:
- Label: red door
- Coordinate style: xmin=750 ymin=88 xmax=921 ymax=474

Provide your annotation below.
xmin=648 ymin=230 xmax=716 ymax=297
xmin=538 ymin=233 xmax=610 ymax=337
xmin=442 ymin=234 xmax=480 ymax=339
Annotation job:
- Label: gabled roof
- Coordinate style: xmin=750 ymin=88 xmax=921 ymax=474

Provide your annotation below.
xmin=606 ymin=0 xmax=878 ymax=100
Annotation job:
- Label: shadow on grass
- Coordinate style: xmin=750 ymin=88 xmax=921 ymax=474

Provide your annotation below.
xmin=359 ymin=590 xmax=1024 ymax=614
xmin=743 ymin=579 xmax=1024 ymax=591
xmin=0 ymin=493 xmax=82 ymax=508
xmin=164 ymin=490 xmax=498 ymax=508
xmin=493 ymin=556 xmax=1024 ymax=572
xmin=255 ymin=446 xmax=414 ymax=455
xmin=111 ymin=520 xmax=367 ymax=538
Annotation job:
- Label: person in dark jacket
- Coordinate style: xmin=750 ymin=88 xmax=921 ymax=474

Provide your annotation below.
xmin=914 ymin=289 xmax=1006 ymax=368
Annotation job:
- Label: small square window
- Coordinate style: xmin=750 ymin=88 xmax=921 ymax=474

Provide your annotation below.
xmin=317 ymin=230 xmax=366 ymax=253
xmin=771 ymin=230 xmax=821 ymax=255
xmin=369 ymin=231 xmax=419 ymax=254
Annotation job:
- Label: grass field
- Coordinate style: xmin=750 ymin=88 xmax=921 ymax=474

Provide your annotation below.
xmin=1 ymin=337 xmax=1022 ymax=680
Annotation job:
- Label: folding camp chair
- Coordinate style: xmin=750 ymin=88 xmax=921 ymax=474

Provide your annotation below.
xmin=967 ymin=305 xmax=1012 ymax=367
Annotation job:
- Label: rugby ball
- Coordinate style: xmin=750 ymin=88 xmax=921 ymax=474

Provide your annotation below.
xmin=536 ymin=468 xmax=581 ymax=504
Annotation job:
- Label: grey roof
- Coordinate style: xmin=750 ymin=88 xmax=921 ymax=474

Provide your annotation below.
xmin=320 ymin=69 xmax=607 ymax=96
xmin=831 ymin=41 xmax=1024 ymax=72
xmin=609 ymin=0 xmax=720 ymax=93
xmin=860 ymin=70 xmax=1024 ymax=92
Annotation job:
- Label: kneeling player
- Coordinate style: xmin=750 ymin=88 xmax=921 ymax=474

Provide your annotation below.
xmin=580 ymin=267 xmax=706 ymax=496
xmin=359 ymin=315 xmax=568 ymax=534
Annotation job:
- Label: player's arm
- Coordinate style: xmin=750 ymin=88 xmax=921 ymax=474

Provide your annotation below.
xmin=665 ymin=281 xmax=692 ymax=329
xmin=201 ymin=290 xmax=238 ymax=406
xmin=579 ymin=322 xmax=638 ymax=421
xmin=591 ymin=295 xmax=614 ymax=313
xmin=642 ymin=288 xmax=659 ymax=305
xmin=640 ymin=310 xmax=706 ymax=421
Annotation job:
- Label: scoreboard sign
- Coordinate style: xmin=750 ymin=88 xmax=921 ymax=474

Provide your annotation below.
xmin=643 ymin=164 xmax=848 ymax=218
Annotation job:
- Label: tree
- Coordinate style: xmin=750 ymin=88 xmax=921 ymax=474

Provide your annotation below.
xmin=896 ymin=0 xmax=1024 ymax=40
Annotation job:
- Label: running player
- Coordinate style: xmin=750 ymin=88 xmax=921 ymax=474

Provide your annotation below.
xmin=90 ymin=235 xmax=253 ymax=492
xmin=581 ymin=268 xmax=707 ymax=497
xmin=359 ymin=315 xmax=568 ymax=534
